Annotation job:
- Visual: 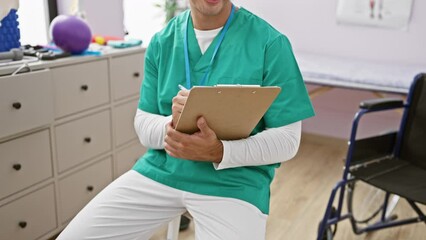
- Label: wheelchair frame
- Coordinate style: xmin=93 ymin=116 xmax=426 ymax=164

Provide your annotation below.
xmin=317 ymin=74 xmax=426 ymax=240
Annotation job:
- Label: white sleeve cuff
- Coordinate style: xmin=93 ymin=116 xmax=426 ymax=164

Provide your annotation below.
xmin=212 ymin=140 xmax=232 ymax=170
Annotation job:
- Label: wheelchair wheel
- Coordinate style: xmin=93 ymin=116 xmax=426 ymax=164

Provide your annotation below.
xmin=347 ymin=180 xmax=397 ymax=225
xmin=318 ymin=206 xmax=338 ymax=240
xmin=319 ymin=226 xmax=334 ymax=240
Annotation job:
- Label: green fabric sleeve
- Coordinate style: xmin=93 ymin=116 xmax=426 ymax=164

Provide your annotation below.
xmin=262 ymin=35 xmax=315 ymax=128
xmin=138 ymin=34 xmax=160 ymax=114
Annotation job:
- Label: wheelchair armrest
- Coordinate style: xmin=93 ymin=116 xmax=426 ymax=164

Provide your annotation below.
xmin=350 ymin=131 xmax=397 ymax=166
xmin=359 ymin=98 xmax=404 ymax=111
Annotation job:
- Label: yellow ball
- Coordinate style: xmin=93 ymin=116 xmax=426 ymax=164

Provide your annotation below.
xmin=95 ymin=36 xmax=106 ymax=45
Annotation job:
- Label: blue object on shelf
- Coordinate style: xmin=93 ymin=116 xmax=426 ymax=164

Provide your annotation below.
xmin=0 ymin=9 xmax=21 ymax=52
xmin=107 ymin=39 xmax=142 ymax=48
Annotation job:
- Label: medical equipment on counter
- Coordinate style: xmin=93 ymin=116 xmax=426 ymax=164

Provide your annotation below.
xmin=0 ymin=48 xmax=23 ymax=61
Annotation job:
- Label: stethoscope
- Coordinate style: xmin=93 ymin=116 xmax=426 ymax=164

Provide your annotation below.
xmin=183 ymin=4 xmax=236 ymax=89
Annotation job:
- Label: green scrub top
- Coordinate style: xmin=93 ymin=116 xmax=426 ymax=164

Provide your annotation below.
xmin=133 ymin=8 xmax=315 ymax=214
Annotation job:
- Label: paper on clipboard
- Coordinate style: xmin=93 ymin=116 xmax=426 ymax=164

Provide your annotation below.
xmin=175 ymin=85 xmax=281 ymax=140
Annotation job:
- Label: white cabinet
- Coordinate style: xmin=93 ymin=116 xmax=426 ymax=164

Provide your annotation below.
xmin=53 ymin=60 xmax=110 ymax=118
xmin=0 ymin=70 xmax=54 ymax=139
xmin=110 ymin=53 xmax=144 ymax=100
xmin=55 ymin=110 xmax=112 ymax=172
xmin=0 ymin=47 xmax=146 ymax=240
xmin=114 ymin=100 xmax=139 ymax=147
xmin=0 ymin=185 xmax=57 ymax=240
xmin=59 ymin=157 xmax=113 ymax=223
xmin=0 ymin=130 xmax=52 ymax=200
xmin=116 ymin=141 xmax=146 ymax=178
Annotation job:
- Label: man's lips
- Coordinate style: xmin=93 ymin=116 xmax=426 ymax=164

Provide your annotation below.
xmin=205 ymin=0 xmax=220 ymax=4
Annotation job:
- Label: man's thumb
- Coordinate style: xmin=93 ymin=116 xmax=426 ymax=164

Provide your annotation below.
xmin=197 ymin=117 xmax=211 ymax=134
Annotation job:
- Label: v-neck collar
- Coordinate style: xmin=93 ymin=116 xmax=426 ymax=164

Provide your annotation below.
xmin=187 ymin=15 xmax=221 ymax=72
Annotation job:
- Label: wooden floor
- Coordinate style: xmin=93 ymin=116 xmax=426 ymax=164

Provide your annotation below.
xmin=151 ymin=133 xmax=426 ymax=240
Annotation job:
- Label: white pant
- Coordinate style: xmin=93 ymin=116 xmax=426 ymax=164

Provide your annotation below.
xmin=57 ymin=170 xmax=267 ymax=240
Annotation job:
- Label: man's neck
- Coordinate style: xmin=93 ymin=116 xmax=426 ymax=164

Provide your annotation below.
xmin=191 ymin=3 xmax=233 ymax=30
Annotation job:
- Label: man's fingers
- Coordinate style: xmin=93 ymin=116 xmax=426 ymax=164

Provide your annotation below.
xmin=171 ymin=104 xmax=183 ymax=114
xmin=172 ymin=96 xmax=186 ymax=106
xmin=164 ymin=133 xmax=181 ymax=149
xmin=166 ymin=125 xmax=191 ymax=144
xmin=197 ymin=117 xmax=214 ymax=136
xmin=164 ymin=143 xmax=179 ymax=158
xmin=179 ymin=89 xmax=190 ymax=96
xmin=173 ymin=91 xmax=189 ymax=105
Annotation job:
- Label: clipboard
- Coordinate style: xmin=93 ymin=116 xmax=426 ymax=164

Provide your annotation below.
xmin=175 ymin=85 xmax=281 ymax=140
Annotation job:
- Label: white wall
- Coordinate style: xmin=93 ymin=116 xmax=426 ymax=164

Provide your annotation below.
xmin=233 ymin=0 xmax=424 ymax=139
xmin=16 ymin=0 xmax=423 ymax=139
xmin=233 ymin=0 xmax=425 ymax=65
xmin=123 ymin=0 xmax=165 ymax=47
xmin=17 ymin=0 xmax=426 ymax=62
xmin=124 ymin=0 xmax=188 ymax=47
xmin=56 ymin=0 xmax=179 ymax=47
xmin=57 ymin=0 xmax=126 ymax=37
xmin=18 ymin=0 xmax=50 ymax=45
xmin=80 ymin=0 xmax=125 ymax=37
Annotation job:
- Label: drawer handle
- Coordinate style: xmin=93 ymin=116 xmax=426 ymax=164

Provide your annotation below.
xmin=12 ymin=102 xmax=22 ymax=110
xmin=13 ymin=163 xmax=22 ymax=171
xmin=133 ymin=72 xmax=140 ymax=78
xmin=18 ymin=221 xmax=27 ymax=229
xmin=87 ymin=185 xmax=94 ymax=192
xmin=81 ymin=84 xmax=89 ymax=91
xmin=84 ymin=137 xmax=92 ymax=143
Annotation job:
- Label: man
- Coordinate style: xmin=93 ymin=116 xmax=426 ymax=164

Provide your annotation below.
xmin=58 ymin=0 xmax=314 ymax=239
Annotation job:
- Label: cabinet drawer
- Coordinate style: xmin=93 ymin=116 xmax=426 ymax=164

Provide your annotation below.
xmin=55 ymin=110 xmax=112 ymax=172
xmin=59 ymin=157 xmax=113 ymax=223
xmin=0 ymin=130 xmax=52 ymax=200
xmin=110 ymin=53 xmax=144 ymax=100
xmin=0 ymin=184 xmax=57 ymax=240
xmin=114 ymin=100 xmax=138 ymax=147
xmin=0 ymin=70 xmax=53 ymax=139
xmin=116 ymin=141 xmax=146 ymax=177
xmin=52 ymin=60 xmax=110 ymax=118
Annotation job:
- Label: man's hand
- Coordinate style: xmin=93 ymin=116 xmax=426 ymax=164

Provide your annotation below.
xmin=171 ymin=89 xmax=189 ymax=127
xmin=164 ymin=117 xmax=223 ymax=163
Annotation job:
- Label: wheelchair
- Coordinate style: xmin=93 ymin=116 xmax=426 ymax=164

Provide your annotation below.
xmin=317 ymin=73 xmax=426 ymax=240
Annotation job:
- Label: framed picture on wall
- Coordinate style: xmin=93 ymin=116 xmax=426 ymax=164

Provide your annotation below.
xmin=336 ymin=0 xmax=414 ymax=30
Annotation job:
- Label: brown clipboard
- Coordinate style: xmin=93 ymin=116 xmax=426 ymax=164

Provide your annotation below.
xmin=175 ymin=85 xmax=281 ymax=140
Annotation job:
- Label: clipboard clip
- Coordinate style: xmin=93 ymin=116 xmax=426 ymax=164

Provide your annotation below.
xmin=214 ymin=84 xmax=261 ymax=87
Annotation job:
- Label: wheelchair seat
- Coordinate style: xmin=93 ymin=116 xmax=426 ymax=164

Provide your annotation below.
xmin=351 ymin=157 xmax=426 ymax=205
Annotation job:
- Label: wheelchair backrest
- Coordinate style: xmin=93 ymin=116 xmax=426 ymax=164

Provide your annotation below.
xmin=398 ymin=73 xmax=426 ymax=170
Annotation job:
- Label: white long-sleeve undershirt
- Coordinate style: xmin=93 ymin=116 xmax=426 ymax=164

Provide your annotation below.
xmin=134 ymin=109 xmax=301 ymax=170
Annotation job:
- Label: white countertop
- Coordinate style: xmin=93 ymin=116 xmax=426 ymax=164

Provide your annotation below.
xmin=0 ymin=46 xmax=145 ymax=76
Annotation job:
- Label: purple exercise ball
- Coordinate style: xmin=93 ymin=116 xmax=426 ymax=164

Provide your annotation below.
xmin=51 ymin=15 xmax=92 ymax=54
